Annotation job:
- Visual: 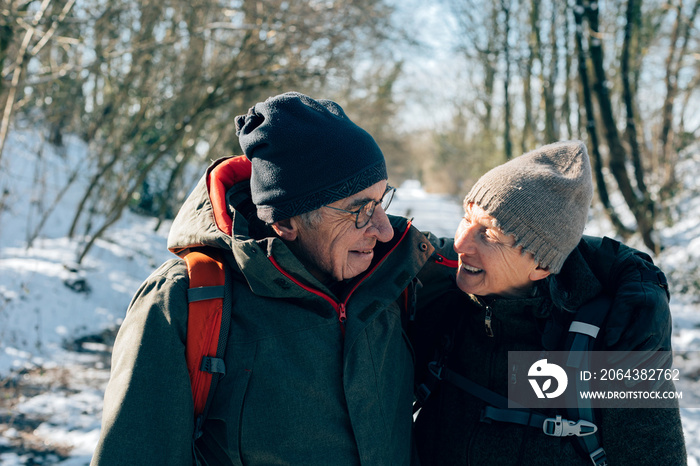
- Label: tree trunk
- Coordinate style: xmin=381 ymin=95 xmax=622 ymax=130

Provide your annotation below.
xmin=622 ymin=0 xmax=658 ymax=252
xmin=502 ymin=0 xmax=513 ymax=160
xmin=521 ymin=19 xmax=534 ymax=152
xmin=622 ymin=0 xmax=647 ymax=193
xmin=0 ymin=14 xmax=14 ymax=96
xmin=482 ymin=7 xmax=500 ymax=134
xmin=659 ymin=0 xmax=700 ymax=197
xmin=562 ymin=5 xmax=574 ymax=140
xmin=0 ymin=18 xmax=37 ymax=162
xmin=574 ymin=0 xmax=634 ymax=239
xmin=68 ymin=147 xmax=121 ymax=239
xmin=585 ymin=0 xmax=656 ymax=251
xmin=658 ymin=1 xmax=683 ymax=196
xmin=521 ymin=0 xmax=539 ymax=152
xmin=543 ymin=2 xmax=559 ymax=143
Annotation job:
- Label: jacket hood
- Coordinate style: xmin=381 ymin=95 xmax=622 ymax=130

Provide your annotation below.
xmin=168 ymin=155 xmax=252 ymax=255
xmin=167 ymin=156 xmax=430 ymax=301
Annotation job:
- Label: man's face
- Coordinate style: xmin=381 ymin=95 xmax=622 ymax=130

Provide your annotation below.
xmin=453 ymin=203 xmax=546 ymax=297
xmin=289 ymin=181 xmax=395 ymax=283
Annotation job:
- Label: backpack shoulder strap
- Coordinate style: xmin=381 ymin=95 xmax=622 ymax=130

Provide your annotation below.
xmin=183 ymin=248 xmax=232 ymax=440
xmin=564 ymin=294 xmax=612 ymax=466
xmin=416 ymin=293 xmax=612 ymax=466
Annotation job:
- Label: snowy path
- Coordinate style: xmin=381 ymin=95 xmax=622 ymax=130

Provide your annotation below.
xmin=1 ymin=344 xmax=110 ymax=465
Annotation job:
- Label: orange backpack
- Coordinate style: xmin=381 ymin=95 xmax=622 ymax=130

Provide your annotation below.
xmin=183 ymin=248 xmax=231 ymax=440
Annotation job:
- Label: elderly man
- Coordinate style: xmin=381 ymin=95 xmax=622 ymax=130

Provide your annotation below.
xmin=91 ymin=92 xmax=448 ymax=465
xmin=412 ymin=141 xmax=686 ymax=465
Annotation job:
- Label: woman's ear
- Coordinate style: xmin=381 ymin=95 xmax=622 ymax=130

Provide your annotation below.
xmin=271 ymin=218 xmax=298 ymax=241
xmin=529 ymin=265 xmax=551 ymax=282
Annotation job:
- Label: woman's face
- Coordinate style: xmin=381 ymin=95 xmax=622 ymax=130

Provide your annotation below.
xmin=453 ymin=203 xmax=548 ymax=298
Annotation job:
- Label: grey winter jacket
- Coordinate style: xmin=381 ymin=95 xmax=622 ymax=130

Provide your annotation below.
xmin=413 ymin=236 xmax=687 ymax=465
xmin=91 ymin=156 xmax=447 ymax=466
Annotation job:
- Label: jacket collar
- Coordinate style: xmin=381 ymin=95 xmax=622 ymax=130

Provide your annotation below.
xmin=546 ymin=246 xmax=603 ymax=313
xmin=465 ymin=245 xmax=604 ymax=324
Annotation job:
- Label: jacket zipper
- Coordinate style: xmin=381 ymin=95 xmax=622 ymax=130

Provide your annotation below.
xmin=470 ymin=303 xmax=499 ymax=465
xmin=267 ymin=219 xmax=414 ymax=336
xmin=267 ymin=256 xmax=347 ymax=332
xmin=484 ymin=305 xmax=494 ymax=338
xmin=337 ymin=302 xmax=347 ymax=324
xmin=474 ymin=295 xmax=495 ymax=338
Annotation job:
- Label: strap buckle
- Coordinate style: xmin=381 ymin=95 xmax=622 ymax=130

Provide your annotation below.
xmin=590 ymin=447 xmax=608 ymax=466
xmin=427 ymin=361 xmax=443 ymax=380
xmin=543 ymin=415 xmax=597 ymax=437
xmin=415 ymin=383 xmax=431 ymax=405
xmin=200 ymin=356 xmax=226 ymax=375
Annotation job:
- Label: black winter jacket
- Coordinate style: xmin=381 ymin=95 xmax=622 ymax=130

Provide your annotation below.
xmin=413 ymin=236 xmax=687 ymax=466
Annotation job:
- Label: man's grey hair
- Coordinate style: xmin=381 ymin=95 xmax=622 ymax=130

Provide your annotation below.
xmin=297 ymin=208 xmax=324 ymax=228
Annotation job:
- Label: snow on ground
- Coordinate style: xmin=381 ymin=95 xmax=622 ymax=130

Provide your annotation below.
xmin=0 ymin=128 xmax=699 ymax=464
xmin=661 ymin=148 xmax=700 ymax=465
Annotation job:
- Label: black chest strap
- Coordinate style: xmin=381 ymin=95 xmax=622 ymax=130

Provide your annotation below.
xmin=415 ymin=294 xmax=612 ymax=466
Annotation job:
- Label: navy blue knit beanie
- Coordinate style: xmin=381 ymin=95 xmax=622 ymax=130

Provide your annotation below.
xmin=234 ymin=92 xmax=387 ymax=223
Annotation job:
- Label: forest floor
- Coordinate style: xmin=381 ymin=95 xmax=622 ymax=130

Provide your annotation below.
xmin=0 ymin=330 xmax=116 ymax=465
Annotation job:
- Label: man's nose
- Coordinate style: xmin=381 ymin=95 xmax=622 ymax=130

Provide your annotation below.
xmin=366 ymin=206 xmax=394 ymax=243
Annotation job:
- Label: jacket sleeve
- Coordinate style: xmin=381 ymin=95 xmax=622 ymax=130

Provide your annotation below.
xmin=91 ymin=260 xmax=194 ymax=466
xmin=579 ymin=237 xmax=687 ymax=463
xmin=578 ymin=236 xmax=672 ymax=352
xmin=599 ymin=380 xmax=687 ymax=465
xmin=414 ymin=233 xmax=459 ymax=307
xmin=411 ymin=234 xmax=460 ymax=386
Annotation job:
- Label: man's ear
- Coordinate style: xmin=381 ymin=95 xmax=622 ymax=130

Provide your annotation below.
xmin=271 ymin=218 xmax=298 ymax=241
xmin=529 ymin=265 xmax=551 ymax=282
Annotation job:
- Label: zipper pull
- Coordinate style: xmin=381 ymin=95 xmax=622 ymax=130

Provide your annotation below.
xmin=337 ymin=303 xmax=347 ymax=324
xmin=484 ymin=306 xmax=494 ymax=337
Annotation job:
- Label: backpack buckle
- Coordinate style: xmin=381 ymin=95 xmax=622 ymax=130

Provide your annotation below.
xmin=590 ymin=447 xmax=608 ymax=466
xmin=543 ymin=415 xmax=597 ymax=437
xmin=415 ymin=383 xmax=432 ymax=405
xmin=427 ymin=361 xmax=443 ymax=380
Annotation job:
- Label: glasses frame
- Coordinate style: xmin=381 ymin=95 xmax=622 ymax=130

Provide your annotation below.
xmin=324 ymin=185 xmax=396 ymax=229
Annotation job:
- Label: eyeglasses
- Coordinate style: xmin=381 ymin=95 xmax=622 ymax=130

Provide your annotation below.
xmin=324 ymin=185 xmax=396 ymax=229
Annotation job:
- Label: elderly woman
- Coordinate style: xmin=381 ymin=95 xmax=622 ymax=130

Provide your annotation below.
xmin=413 ymin=141 xmax=686 ymax=465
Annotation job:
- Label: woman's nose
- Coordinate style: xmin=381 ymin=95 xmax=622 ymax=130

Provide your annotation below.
xmin=454 ymin=222 xmax=476 ymax=254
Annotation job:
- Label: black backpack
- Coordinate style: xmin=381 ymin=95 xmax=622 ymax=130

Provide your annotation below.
xmin=414 ymin=294 xmax=611 ymax=465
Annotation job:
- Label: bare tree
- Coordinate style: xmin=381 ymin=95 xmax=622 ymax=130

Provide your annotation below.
xmin=584 ymin=0 xmax=657 ymax=251
xmin=659 ymin=0 xmax=700 ymax=198
xmin=543 ymin=1 xmax=560 ymax=143
xmin=448 ymin=0 xmax=502 ymax=136
xmin=0 ymin=0 xmax=77 ymax=161
xmin=621 ymin=0 xmax=654 ymax=226
xmin=561 ymin=2 xmax=576 ymax=140
xmin=501 ymin=0 xmax=513 ymax=160
xmin=521 ymin=0 xmax=540 ymax=152
xmin=62 ymin=0 xmax=401 ymax=262
xmin=573 ymin=0 xmax=634 ymax=239
xmin=1 ymin=0 xmax=404 ymax=262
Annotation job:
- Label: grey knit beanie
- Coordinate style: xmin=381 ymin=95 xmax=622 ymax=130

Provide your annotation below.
xmin=464 ymin=140 xmax=593 ymax=274
xmin=234 ymin=92 xmax=387 ymax=223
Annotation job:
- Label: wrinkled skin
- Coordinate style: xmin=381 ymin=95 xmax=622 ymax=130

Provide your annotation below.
xmin=453 ymin=203 xmax=550 ymax=298
xmin=273 ymin=181 xmax=394 ymax=284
